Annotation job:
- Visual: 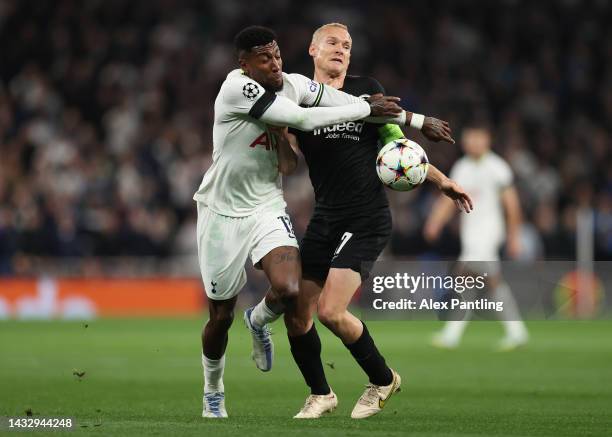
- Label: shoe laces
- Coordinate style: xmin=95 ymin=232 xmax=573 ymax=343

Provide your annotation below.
xmin=205 ymin=392 xmax=224 ymax=413
xmin=253 ymin=325 xmax=272 ymax=345
xmin=300 ymin=395 xmax=317 ymax=412
xmin=358 ymin=384 xmax=381 ymax=406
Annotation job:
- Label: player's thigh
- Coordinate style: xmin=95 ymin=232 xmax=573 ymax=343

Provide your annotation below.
xmin=459 ymin=241 xmax=502 ymax=289
xmin=318 ymin=267 xmax=362 ymax=316
xmin=330 ymin=209 xmax=392 ymax=280
xmin=301 ymin=213 xmax=336 ymax=284
xmin=259 ymin=245 xmax=301 ymax=296
xmin=251 ymin=209 xmax=300 ymax=294
xmin=196 ymin=203 xmax=250 ymax=300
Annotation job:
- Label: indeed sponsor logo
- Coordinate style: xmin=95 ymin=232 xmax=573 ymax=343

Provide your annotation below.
xmin=313 ymin=121 xmax=364 ymax=136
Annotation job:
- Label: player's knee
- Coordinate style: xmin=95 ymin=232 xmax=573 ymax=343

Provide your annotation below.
xmin=284 ymin=312 xmax=313 ymax=336
xmin=317 ymin=304 xmax=343 ymax=330
xmin=209 ymin=310 xmax=234 ymax=331
xmin=274 ymin=279 xmax=301 ymax=303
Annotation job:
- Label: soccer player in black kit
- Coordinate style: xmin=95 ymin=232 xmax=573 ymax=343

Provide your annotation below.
xmin=277 ymin=23 xmax=473 ymax=419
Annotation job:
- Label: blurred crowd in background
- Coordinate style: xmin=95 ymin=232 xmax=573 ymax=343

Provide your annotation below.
xmin=0 ymin=0 xmax=611 ymax=276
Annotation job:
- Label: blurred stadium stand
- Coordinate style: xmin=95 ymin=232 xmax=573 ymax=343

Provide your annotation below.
xmin=0 ymin=0 xmax=610 ymax=279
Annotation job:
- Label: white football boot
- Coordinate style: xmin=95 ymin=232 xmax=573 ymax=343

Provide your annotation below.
xmin=431 ymin=332 xmax=460 ymax=350
xmin=497 ymin=332 xmax=529 ymax=352
xmin=293 ymin=391 xmax=338 ymax=419
xmin=202 ymin=392 xmax=227 ymax=418
xmin=244 ymin=307 xmax=274 ymax=372
xmin=350 ymin=369 xmax=401 ymax=419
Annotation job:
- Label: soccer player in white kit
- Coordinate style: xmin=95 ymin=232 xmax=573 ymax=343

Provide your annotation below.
xmin=424 ymin=123 xmax=529 ymax=350
xmin=196 ymin=26 xmax=404 ymax=418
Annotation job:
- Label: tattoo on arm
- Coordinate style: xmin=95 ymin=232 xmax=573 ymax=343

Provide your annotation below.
xmin=272 ymin=250 xmax=298 ymax=264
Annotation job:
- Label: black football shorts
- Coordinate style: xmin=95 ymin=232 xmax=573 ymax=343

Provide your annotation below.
xmin=300 ymin=207 xmax=392 ymax=282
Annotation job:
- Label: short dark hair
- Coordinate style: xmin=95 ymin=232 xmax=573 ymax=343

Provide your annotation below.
xmin=462 ymin=119 xmax=492 ymax=133
xmin=234 ymin=26 xmax=277 ymax=53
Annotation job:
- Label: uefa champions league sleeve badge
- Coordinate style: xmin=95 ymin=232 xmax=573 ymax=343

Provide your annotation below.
xmin=243 ymin=82 xmax=260 ymax=100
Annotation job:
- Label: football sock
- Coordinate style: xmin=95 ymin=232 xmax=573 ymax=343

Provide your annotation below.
xmin=250 ymin=298 xmax=281 ymax=329
xmin=288 ymin=324 xmax=330 ymax=395
xmin=441 ymin=320 xmax=469 ymax=343
xmin=203 ymin=352 xmax=225 ymax=393
xmin=493 ymin=282 xmax=528 ymax=339
xmin=344 ymin=322 xmax=393 ymax=386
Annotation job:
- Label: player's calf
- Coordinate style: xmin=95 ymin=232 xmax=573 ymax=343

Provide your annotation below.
xmin=317 ymin=305 xmax=363 ymax=343
xmin=202 ymin=297 xmax=235 ymax=418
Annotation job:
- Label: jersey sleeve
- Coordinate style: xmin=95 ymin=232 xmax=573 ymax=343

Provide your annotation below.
xmin=310 ymin=81 xmax=364 ymax=107
xmin=221 ymin=75 xmax=277 ymax=119
xmin=258 ymin=94 xmax=371 ymax=131
xmin=377 ymin=124 xmax=405 ymax=145
xmin=287 ymin=74 xmax=387 ymax=108
xmin=286 ymin=73 xmax=328 ymax=107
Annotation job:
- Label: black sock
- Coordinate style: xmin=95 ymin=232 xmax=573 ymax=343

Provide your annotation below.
xmin=344 ymin=322 xmax=393 ymax=386
xmin=288 ymin=324 xmax=330 ymax=395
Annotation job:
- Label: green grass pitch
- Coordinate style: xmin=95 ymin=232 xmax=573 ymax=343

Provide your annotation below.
xmin=1 ymin=318 xmax=611 ymax=436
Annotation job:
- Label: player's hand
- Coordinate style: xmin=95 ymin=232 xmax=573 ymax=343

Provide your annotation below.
xmin=440 ymin=179 xmax=473 ymax=213
xmin=422 ymin=117 xmax=455 ymax=144
xmin=367 ymin=93 xmax=402 ymax=117
xmin=267 ymin=125 xmax=289 ymax=137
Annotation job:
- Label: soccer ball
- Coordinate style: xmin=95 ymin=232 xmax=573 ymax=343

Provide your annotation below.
xmin=376 ymin=138 xmax=429 ymax=191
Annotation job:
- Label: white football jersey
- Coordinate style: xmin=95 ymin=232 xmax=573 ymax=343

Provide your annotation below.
xmin=450 ymin=152 xmax=513 ymax=260
xmin=193 ymin=70 xmax=329 ymax=217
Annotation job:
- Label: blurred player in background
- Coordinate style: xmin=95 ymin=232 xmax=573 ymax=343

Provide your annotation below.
xmin=196 ymin=25 xmax=403 ymax=418
xmin=246 ymin=23 xmax=472 ymax=419
xmin=424 ymin=123 xmax=529 ymax=350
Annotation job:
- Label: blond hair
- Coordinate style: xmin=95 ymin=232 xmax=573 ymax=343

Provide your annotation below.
xmin=311 ymin=23 xmax=350 ymax=45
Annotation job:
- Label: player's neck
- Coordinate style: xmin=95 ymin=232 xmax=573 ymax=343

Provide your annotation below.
xmin=314 ymin=69 xmax=346 ymax=89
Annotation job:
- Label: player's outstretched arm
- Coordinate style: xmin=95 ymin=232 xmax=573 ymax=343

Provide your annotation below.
xmin=367 ymin=95 xmax=455 ymax=144
xmin=307 ymin=81 xmax=455 ymax=144
xmin=427 ymin=165 xmax=473 ymax=213
xmin=423 ymin=165 xmax=471 ymax=243
xmin=259 ymin=94 xmax=401 ymax=131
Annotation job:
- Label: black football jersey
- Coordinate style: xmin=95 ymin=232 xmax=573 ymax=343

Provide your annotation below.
xmin=291 ymin=75 xmax=388 ymax=214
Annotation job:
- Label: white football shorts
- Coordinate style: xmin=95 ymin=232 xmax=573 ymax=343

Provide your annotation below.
xmin=196 ymin=202 xmax=299 ymax=300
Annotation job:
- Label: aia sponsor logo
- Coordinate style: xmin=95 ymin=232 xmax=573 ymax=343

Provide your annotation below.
xmin=248 ymin=132 xmax=275 ymax=151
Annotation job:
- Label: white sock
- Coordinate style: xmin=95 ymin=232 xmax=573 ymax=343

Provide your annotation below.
xmin=493 ymin=282 xmax=528 ymax=339
xmin=441 ymin=320 xmax=469 ymax=343
xmin=249 ymin=298 xmax=281 ymax=329
xmin=203 ymin=353 xmax=225 ymax=394
xmin=503 ymin=320 xmax=528 ymax=339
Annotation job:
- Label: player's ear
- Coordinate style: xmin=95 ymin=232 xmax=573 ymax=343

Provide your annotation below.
xmin=238 ymin=50 xmax=250 ymax=73
xmin=238 ymin=58 xmax=249 ymax=75
xmin=308 ymin=43 xmax=317 ymax=58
